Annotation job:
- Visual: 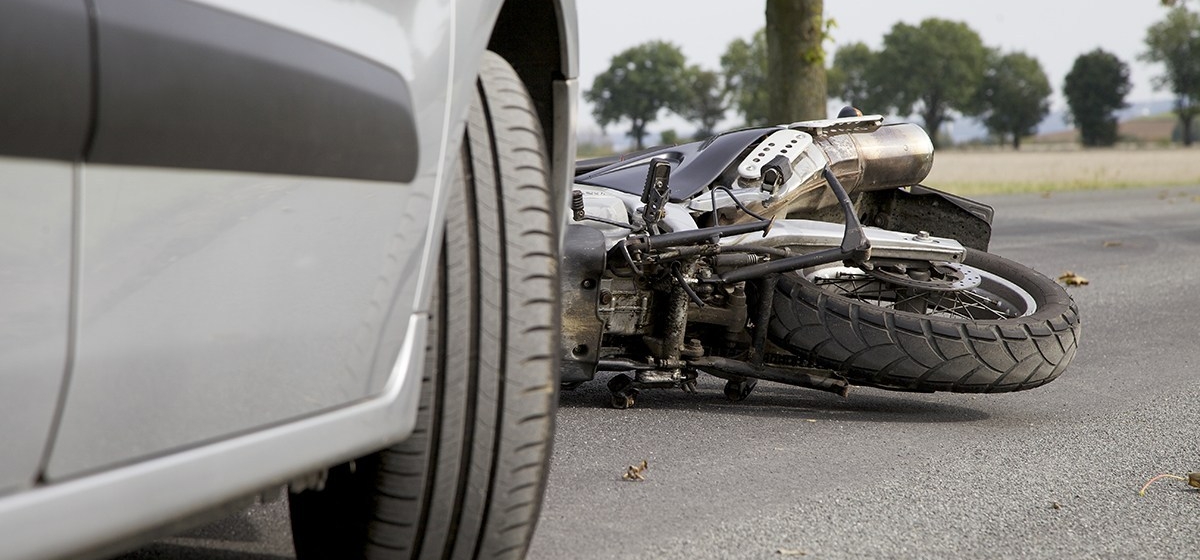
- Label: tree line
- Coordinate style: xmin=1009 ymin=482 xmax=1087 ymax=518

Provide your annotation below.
xmin=587 ymin=6 xmax=1200 ymax=150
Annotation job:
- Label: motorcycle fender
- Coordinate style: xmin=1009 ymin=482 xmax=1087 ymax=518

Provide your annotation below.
xmin=868 ymin=185 xmax=994 ymax=252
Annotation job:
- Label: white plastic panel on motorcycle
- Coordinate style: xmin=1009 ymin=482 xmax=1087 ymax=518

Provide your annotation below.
xmin=737 ymin=129 xmax=813 ymax=181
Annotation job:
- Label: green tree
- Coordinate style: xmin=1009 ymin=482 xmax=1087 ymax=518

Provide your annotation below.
xmin=827 ymin=41 xmax=881 ymax=111
xmin=765 ymin=0 xmax=828 ymax=122
xmin=974 ymin=51 xmax=1052 ymax=149
xmin=585 ymin=41 xmax=690 ymax=150
xmin=1142 ymin=7 xmax=1200 ymax=145
xmin=872 ymin=19 xmax=988 ymax=148
xmin=678 ymin=67 xmax=727 ymax=139
xmin=721 ymin=30 xmax=770 ymax=126
xmin=1063 ymin=49 xmax=1131 ymax=147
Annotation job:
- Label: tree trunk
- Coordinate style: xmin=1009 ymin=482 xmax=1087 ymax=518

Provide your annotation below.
xmin=766 ymin=0 xmax=827 ymax=123
xmin=1175 ymin=96 xmax=1197 ymax=147
xmin=921 ymin=107 xmax=944 ymax=149
xmin=1012 ymin=131 xmax=1021 ymax=150
xmin=630 ymin=119 xmax=645 ymax=150
xmin=919 ymin=92 xmax=947 ymax=149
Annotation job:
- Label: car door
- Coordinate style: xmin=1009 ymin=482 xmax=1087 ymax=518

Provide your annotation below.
xmin=0 ymin=0 xmax=89 ymax=495
xmin=44 ymin=0 xmax=450 ymax=479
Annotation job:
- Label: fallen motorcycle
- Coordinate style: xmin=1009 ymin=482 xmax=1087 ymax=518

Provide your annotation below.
xmin=560 ymin=113 xmax=1080 ymax=408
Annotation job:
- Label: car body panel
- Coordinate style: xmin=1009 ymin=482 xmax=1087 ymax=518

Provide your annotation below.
xmin=1 ymin=314 xmax=425 ymax=560
xmin=47 ymin=165 xmax=434 ymax=478
xmin=0 ymin=0 xmax=91 ymax=494
xmin=0 ymin=0 xmax=91 ymax=161
xmin=86 ymin=0 xmax=420 ymax=182
xmin=42 ymin=0 xmax=451 ymax=480
xmin=0 ymin=159 xmax=73 ymax=495
xmin=0 ymin=0 xmax=579 ymax=556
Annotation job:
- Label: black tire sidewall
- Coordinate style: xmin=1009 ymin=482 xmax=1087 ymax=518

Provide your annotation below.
xmin=289 ymin=51 xmax=559 ymax=560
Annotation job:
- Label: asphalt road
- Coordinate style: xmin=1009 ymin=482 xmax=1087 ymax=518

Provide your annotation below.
xmin=119 ymin=186 xmax=1200 ymax=559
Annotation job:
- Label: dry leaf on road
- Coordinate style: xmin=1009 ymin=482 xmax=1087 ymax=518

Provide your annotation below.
xmin=1058 ymin=271 xmax=1089 ymax=286
xmin=623 ymin=460 xmax=648 ymax=481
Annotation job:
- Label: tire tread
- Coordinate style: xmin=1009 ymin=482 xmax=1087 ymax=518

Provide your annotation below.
xmin=769 ymin=248 xmax=1080 ymax=393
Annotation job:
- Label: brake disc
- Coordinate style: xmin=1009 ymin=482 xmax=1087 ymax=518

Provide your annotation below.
xmin=864 ymin=262 xmax=982 ymax=292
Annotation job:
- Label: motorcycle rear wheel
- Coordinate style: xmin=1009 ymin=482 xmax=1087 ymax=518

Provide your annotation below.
xmin=769 ymin=248 xmax=1080 ymax=393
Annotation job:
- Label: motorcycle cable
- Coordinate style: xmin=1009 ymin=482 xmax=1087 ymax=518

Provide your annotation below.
xmin=612 ymin=222 xmax=772 ymax=279
xmin=712 ymin=185 xmax=769 ymax=222
xmin=608 ymin=163 xmax=777 ymax=279
xmin=670 ymin=262 xmax=706 ymax=308
xmin=707 ymin=166 xmax=872 ymax=284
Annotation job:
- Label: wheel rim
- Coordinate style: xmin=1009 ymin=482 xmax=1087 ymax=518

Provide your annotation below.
xmin=804 ymin=261 xmax=1038 ymax=320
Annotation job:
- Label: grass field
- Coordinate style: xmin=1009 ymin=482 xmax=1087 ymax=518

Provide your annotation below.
xmin=923 ymin=147 xmax=1200 ymax=195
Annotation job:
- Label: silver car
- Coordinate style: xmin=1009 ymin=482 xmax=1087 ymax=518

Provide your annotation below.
xmin=0 ymin=1 xmax=577 ymax=558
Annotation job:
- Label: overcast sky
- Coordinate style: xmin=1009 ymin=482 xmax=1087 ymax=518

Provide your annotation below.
xmin=577 ymin=0 xmax=1172 ymax=136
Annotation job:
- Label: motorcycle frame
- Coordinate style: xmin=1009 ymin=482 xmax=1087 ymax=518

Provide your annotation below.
xmin=559 ymin=119 xmax=998 ymax=393
xmin=560 ymin=177 xmax=990 ymax=388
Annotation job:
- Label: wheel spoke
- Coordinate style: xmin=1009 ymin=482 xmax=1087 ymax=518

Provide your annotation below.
xmin=808 ymin=263 xmax=1026 ymax=320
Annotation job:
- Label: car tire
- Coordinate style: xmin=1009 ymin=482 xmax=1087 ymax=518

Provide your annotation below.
xmin=288 ymin=50 xmax=559 ymax=560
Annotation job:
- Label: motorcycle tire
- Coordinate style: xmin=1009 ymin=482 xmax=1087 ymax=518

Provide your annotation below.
xmin=289 ymin=51 xmax=559 ymax=559
xmin=769 ymin=248 xmax=1080 ymax=393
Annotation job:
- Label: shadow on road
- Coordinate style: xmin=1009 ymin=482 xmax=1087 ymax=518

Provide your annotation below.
xmin=560 ymin=371 xmax=991 ymax=424
xmin=171 ymin=512 xmax=263 ymax=543
xmin=112 ymin=500 xmax=295 ymax=560
xmin=114 ymin=543 xmax=291 ymax=560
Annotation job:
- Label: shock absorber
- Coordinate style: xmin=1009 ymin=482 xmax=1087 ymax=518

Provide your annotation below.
xmin=571 ymin=189 xmax=585 ymax=222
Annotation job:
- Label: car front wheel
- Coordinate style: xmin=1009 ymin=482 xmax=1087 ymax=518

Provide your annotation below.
xmin=288 ymin=50 xmax=559 ymax=560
